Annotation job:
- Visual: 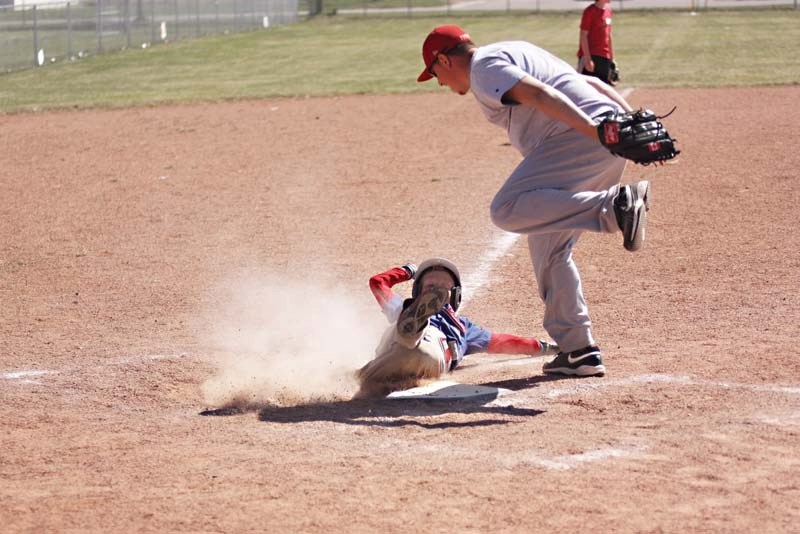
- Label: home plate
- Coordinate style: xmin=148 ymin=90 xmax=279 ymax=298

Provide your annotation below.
xmin=386 ymin=380 xmax=511 ymax=401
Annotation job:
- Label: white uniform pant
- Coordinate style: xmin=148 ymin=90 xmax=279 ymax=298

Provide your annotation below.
xmin=357 ymin=322 xmax=449 ymax=385
xmin=489 ymin=129 xmax=627 ymax=352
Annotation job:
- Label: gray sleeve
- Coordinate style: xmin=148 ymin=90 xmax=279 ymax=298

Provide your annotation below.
xmin=471 ymin=55 xmax=528 ymax=106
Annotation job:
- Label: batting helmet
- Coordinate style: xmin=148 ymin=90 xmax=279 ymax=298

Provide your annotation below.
xmin=411 ymin=257 xmax=462 ymax=311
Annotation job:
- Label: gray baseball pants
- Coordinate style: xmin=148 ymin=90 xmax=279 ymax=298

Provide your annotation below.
xmin=489 ymin=129 xmax=628 ymax=353
xmin=357 ymin=322 xmax=449 ymax=386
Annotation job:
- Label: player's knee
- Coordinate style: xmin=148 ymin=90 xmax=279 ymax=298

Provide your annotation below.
xmin=489 ymin=197 xmax=517 ymax=232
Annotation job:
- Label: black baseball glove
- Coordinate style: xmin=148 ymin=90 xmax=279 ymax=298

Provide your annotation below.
xmin=597 ymin=108 xmax=680 ymax=166
xmin=608 ymin=60 xmax=620 ymax=85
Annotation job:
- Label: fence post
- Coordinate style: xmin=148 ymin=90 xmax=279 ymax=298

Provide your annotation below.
xmin=67 ymin=2 xmax=73 ymax=58
xmin=97 ymin=0 xmax=103 ymax=53
xmin=195 ymin=0 xmax=200 ymax=36
xmin=125 ymin=0 xmax=131 ymax=48
xmin=32 ymin=5 xmax=38 ymax=67
xmin=214 ymin=0 xmax=219 ymax=34
xmin=151 ymin=0 xmax=156 ymax=43
xmin=174 ymin=0 xmax=179 ymax=40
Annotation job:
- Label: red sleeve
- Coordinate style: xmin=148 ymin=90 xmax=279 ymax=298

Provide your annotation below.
xmin=369 ymin=267 xmax=412 ymax=308
xmin=580 ymin=5 xmax=594 ymax=31
xmin=487 ymin=333 xmax=543 ymax=355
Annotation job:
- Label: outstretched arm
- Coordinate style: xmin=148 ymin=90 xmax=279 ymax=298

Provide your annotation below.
xmin=487 ymin=332 xmax=557 ymax=356
xmin=503 ymin=76 xmax=599 ymax=139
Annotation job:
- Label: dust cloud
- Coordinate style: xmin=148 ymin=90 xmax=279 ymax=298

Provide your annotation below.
xmin=200 ymin=272 xmax=387 ymax=409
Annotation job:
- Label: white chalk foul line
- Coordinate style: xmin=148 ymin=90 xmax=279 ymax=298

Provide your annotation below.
xmin=460 ymin=230 xmax=520 ymax=309
xmin=0 ymin=369 xmax=56 ymax=380
xmin=756 ymin=412 xmax=800 ymax=427
xmin=1 ymin=353 xmax=189 ymax=383
xmin=531 ymin=444 xmax=646 ymax=471
xmin=486 ymin=436 xmax=647 ymax=471
xmin=544 ymin=373 xmax=800 ymax=398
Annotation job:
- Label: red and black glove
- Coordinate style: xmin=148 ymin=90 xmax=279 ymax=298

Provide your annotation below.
xmin=598 ymin=108 xmax=680 ymax=166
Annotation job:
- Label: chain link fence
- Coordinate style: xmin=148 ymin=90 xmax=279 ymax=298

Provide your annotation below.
xmin=0 ymin=0 xmax=299 ymax=72
xmin=306 ymin=0 xmax=799 ymax=17
xmin=2 ymin=0 xmax=795 ymax=72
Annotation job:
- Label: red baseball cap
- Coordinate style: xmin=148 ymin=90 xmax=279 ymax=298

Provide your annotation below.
xmin=417 ymin=25 xmax=472 ymax=82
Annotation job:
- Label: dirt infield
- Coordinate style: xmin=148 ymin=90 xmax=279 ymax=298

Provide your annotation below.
xmin=2 ymin=87 xmax=799 ymax=532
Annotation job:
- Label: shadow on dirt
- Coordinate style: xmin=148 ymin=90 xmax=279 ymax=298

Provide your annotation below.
xmin=260 ymin=398 xmax=544 ymax=428
xmin=200 ymin=395 xmax=544 ymax=428
xmin=480 ymin=374 xmax=568 ymax=391
xmin=196 ymin=371 xmax=591 ymax=426
xmin=195 ymin=375 xmax=586 ymax=426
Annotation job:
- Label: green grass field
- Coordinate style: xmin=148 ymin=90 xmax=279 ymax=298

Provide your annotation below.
xmin=1 ymin=9 xmax=798 ymax=112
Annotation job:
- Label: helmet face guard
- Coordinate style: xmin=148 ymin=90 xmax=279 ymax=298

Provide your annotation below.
xmin=412 ymin=258 xmax=462 ymax=311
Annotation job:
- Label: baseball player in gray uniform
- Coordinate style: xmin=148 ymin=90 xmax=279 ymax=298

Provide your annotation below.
xmin=417 ymin=25 xmax=650 ymax=377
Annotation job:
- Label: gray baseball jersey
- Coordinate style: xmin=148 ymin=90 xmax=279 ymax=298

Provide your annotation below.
xmin=470 ymin=41 xmax=620 ymax=157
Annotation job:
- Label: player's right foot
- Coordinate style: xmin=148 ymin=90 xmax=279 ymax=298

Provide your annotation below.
xmin=614 ymin=180 xmax=651 ymax=252
xmin=397 ymin=286 xmax=449 ymax=337
xmin=542 ymin=345 xmax=606 ymax=377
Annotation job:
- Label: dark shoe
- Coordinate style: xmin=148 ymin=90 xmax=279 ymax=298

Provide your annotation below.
xmin=542 ymin=345 xmax=606 ymax=377
xmin=614 ymin=181 xmax=651 ymax=252
xmin=396 ymin=286 xmax=449 ymax=337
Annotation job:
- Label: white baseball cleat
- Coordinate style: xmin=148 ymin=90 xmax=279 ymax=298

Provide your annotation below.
xmin=614 ymin=180 xmax=651 ymax=252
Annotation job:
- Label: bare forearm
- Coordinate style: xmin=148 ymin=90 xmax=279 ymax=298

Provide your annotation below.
xmin=584 ymin=75 xmax=632 ymax=112
xmin=510 ymin=80 xmax=598 ymax=139
xmin=580 ymin=31 xmax=592 ymax=59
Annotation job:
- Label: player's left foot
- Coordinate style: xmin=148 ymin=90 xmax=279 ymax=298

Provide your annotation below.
xmin=396 ymin=286 xmax=449 ymax=337
xmin=542 ymin=345 xmax=606 ymax=377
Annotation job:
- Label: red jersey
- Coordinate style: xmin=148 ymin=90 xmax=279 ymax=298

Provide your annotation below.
xmin=577 ymin=3 xmax=613 ymax=59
